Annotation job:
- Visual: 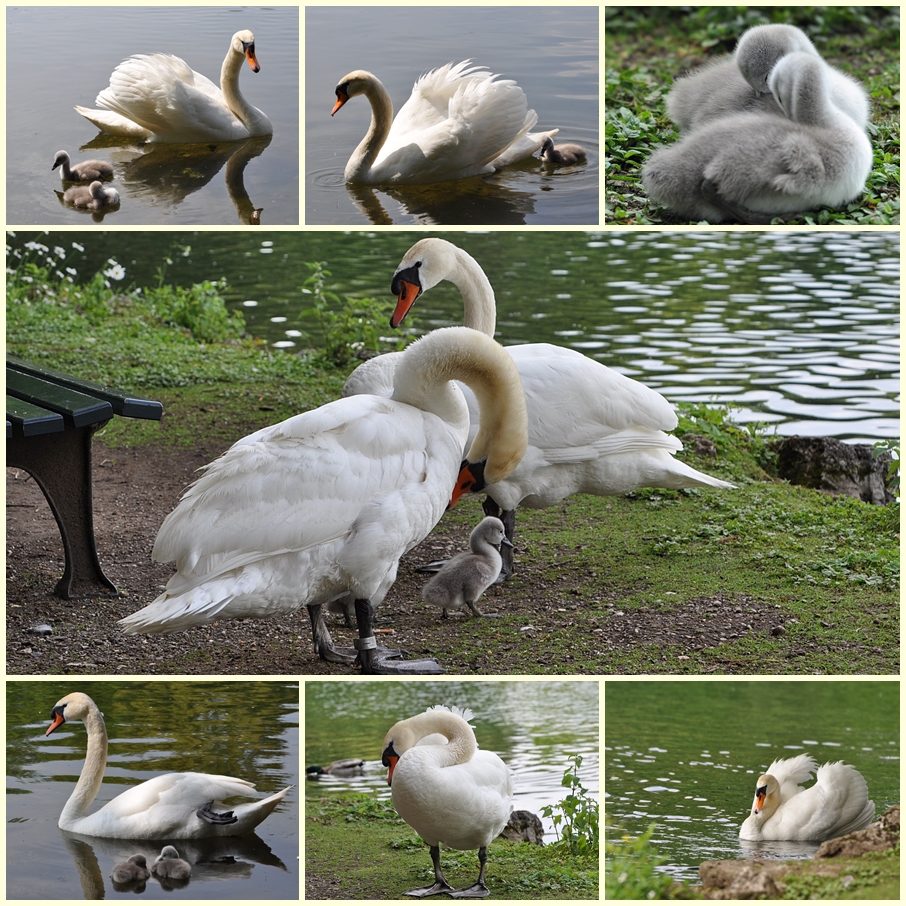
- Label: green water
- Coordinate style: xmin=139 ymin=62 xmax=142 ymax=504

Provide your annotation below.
xmin=605 ymin=680 xmax=900 ymax=882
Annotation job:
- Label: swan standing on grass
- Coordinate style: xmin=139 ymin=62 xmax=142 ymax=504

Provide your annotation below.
xmin=344 ymin=238 xmax=733 ymax=579
xmin=44 ymin=692 xmax=292 ymax=838
xmin=739 ymin=754 xmax=875 ymax=842
xmin=382 ymin=705 xmax=513 ymax=898
xmin=119 ymin=326 xmax=528 ymax=674
xmin=421 ymin=516 xmax=511 ymax=618
xmin=75 ymin=30 xmax=272 ymax=142
xmin=62 ymin=180 xmax=120 ymax=209
xmin=331 ymin=61 xmax=557 ymax=184
xmin=643 ymin=52 xmax=872 ymax=223
xmin=152 ymin=846 xmax=192 ymax=880
xmin=52 ymin=150 xmax=113 ymax=182
xmin=110 ymin=855 xmax=150 ymax=884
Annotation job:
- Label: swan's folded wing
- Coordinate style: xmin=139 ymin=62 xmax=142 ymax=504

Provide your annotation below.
xmin=99 ymin=772 xmax=257 ymax=819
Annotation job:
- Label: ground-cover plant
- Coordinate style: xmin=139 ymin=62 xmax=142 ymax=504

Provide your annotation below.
xmin=605 ymin=6 xmax=900 ymax=224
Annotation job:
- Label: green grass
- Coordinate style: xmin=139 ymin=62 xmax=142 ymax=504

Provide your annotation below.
xmin=605 ymin=6 xmax=900 ymax=224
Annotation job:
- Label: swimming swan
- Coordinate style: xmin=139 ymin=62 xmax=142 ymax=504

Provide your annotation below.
xmin=44 ymin=692 xmax=292 ymax=838
xmin=152 ymin=846 xmax=192 ymax=879
xmin=642 ymin=53 xmax=872 ymax=223
xmin=331 ymin=61 xmax=557 ymax=184
xmin=119 ymin=326 xmax=528 ymax=675
xmin=52 ymin=150 xmax=113 ymax=182
xmin=62 ymin=180 xmax=120 ymax=209
xmin=382 ymin=705 xmax=513 ymax=897
xmin=739 ymin=753 xmax=875 ymax=842
xmin=110 ymin=855 xmax=151 ymax=884
xmin=422 ymin=516 xmax=511 ymax=618
xmin=540 ymin=136 xmax=587 ymax=164
xmin=344 ymin=238 xmax=733 ymax=578
xmin=75 ymin=30 xmax=272 ymax=142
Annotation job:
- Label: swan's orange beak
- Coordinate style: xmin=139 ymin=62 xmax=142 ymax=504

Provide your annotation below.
xmin=448 ymin=460 xmax=486 ymax=509
xmin=391 ymin=280 xmax=420 ymax=328
xmin=331 ymin=88 xmax=349 ymax=117
xmin=754 ymin=789 xmax=766 ymax=814
xmin=385 ymin=753 xmax=399 ymax=786
xmin=46 ymin=709 xmax=65 ymax=736
xmin=244 ymin=47 xmax=261 ymax=74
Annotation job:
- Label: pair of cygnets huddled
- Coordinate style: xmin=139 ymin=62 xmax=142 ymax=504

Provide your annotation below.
xmin=110 ymin=846 xmax=191 ymax=885
xmin=642 ymin=24 xmax=872 ymax=223
xmin=53 ymin=150 xmax=121 ymax=210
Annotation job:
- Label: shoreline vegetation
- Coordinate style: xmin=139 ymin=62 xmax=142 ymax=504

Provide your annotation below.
xmin=6 ymin=241 xmax=899 ymax=676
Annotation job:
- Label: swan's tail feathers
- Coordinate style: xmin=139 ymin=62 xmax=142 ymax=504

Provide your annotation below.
xmin=74 ymin=105 xmax=152 ymax=140
xmin=667 ymin=459 xmax=737 ymax=490
xmin=118 ymin=585 xmax=237 ymax=635
xmin=230 ymin=785 xmax=294 ymax=834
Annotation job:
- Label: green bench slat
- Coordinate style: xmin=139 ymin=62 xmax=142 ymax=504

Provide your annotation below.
xmin=7 ymin=356 xmax=163 ymax=420
xmin=6 ymin=370 xmax=113 ymax=428
xmin=6 ymin=395 xmax=65 ymax=436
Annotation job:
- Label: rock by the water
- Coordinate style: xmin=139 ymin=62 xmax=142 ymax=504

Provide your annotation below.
xmin=773 ymin=436 xmax=895 ymax=504
xmin=499 ymin=809 xmax=544 ymax=844
xmin=699 ymin=861 xmax=782 ymax=899
xmin=816 ymin=805 xmax=899 ymax=858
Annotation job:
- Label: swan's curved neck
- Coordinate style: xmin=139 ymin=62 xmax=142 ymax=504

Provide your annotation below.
xmin=345 ymin=79 xmax=394 ymax=182
xmin=450 ymin=248 xmax=497 ymax=337
xmin=405 ymin=711 xmax=478 ymax=766
xmin=221 ymin=47 xmax=269 ymax=133
xmin=61 ymin=703 xmax=108 ymax=823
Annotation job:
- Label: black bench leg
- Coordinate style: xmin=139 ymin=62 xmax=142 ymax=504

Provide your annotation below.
xmin=7 ymin=424 xmax=118 ymax=599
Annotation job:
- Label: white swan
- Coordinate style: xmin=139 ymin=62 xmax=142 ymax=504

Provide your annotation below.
xmin=75 ymin=30 xmax=272 ymax=142
xmin=331 ymin=61 xmax=557 ymax=184
xmin=422 ymin=516 xmax=510 ymax=618
xmin=62 ymin=180 xmax=120 ymax=210
xmin=642 ymin=52 xmax=872 ymax=223
xmin=739 ymin=753 xmax=875 ymax=842
xmin=343 ymin=238 xmax=733 ymax=579
xmin=110 ymin=854 xmax=150 ymax=884
xmin=382 ymin=705 xmax=513 ymax=898
xmin=119 ymin=326 xmax=527 ymax=674
xmin=52 ymin=150 xmax=113 ymax=182
xmin=540 ymin=136 xmax=587 ymax=164
xmin=45 ymin=692 xmax=292 ymax=839
xmin=152 ymin=846 xmax=192 ymax=879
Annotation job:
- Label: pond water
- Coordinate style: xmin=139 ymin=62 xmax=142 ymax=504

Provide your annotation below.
xmin=6 ymin=6 xmax=299 ymax=225
xmin=6 ymin=680 xmax=299 ymax=900
xmin=8 ymin=229 xmax=897 ymax=444
xmin=304 ymin=679 xmax=599 ymax=840
xmin=605 ymin=680 xmax=900 ymax=884
xmin=304 ymin=6 xmax=599 ymax=225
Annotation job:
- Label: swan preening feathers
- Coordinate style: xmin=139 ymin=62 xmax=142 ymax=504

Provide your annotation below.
xmin=739 ymin=754 xmax=874 ymax=842
xmin=649 ymin=23 xmax=871 ymax=222
xmin=75 ymin=30 xmax=272 ymax=142
xmin=332 ymin=61 xmax=557 ymax=184
xmin=45 ymin=692 xmax=291 ymax=838
xmin=345 ymin=238 xmax=733 ymax=579
xmin=120 ymin=326 xmax=528 ymax=674
xmin=382 ymin=705 xmax=513 ymax=898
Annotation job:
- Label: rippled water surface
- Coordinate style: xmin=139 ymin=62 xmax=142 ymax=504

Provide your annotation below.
xmin=304 ymin=6 xmax=599 ymax=225
xmin=605 ymin=681 xmax=900 ymax=884
xmin=8 ymin=230 xmax=898 ymax=442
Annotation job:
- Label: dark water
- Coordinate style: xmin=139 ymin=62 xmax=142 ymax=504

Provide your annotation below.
xmin=605 ymin=680 xmax=900 ymax=883
xmin=304 ymin=6 xmax=599 ymax=225
xmin=6 ymin=6 xmax=299 ymax=225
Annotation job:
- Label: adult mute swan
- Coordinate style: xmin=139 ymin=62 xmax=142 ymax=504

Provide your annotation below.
xmin=331 ymin=61 xmax=557 ymax=184
xmin=44 ymin=692 xmax=292 ymax=839
xmin=62 ymin=180 xmax=120 ymax=210
xmin=344 ymin=238 xmax=733 ymax=579
xmin=642 ymin=52 xmax=872 ymax=223
xmin=152 ymin=846 xmax=192 ymax=879
xmin=119 ymin=326 xmax=527 ymax=674
xmin=382 ymin=705 xmax=513 ymax=898
xmin=75 ymin=30 xmax=272 ymax=142
xmin=52 ymin=150 xmax=113 ymax=182
xmin=422 ymin=516 xmax=510 ymax=618
xmin=739 ymin=753 xmax=875 ymax=842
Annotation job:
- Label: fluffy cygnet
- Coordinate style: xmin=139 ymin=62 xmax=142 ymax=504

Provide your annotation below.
xmin=151 ymin=846 xmax=192 ymax=880
xmin=642 ymin=52 xmax=872 ymax=223
xmin=540 ymin=136 xmax=587 ymax=164
xmin=62 ymin=180 xmax=120 ymax=210
xmin=421 ymin=516 xmax=512 ymax=618
xmin=52 ymin=150 xmax=114 ymax=182
xmin=110 ymin=854 xmax=151 ymax=884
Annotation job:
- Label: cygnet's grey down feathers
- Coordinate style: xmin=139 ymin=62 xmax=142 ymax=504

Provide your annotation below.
xmin=52 ymin=150 xmax=114 ymax=182
xmin=540 ymin=136 xmax=587 ymax=164
xmin=152 ymin=846 xmax=191 ymax=880
xmin=62 ymin=180 xmax=121 ymax=210
xmin=110 ymin=854 xmax=151 ymax=884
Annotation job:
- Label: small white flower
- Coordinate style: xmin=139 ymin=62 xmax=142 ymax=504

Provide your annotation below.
xmin=54 ymin=246 xmax=66 ymax=260
xmin=71 ymin=242 xmax=84 ymax=251
xmin=104 ymin=263 xmax=126 ymax=281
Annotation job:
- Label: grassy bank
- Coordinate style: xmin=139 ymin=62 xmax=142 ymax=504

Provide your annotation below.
xmin=605 ymin=6 xmax=900 ymax=224
xmin=7 ymin=245 xmax=899 ymax=675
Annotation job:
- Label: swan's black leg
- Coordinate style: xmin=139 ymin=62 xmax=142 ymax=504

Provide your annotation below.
xmin=354 ymin=598 xmax=443 ymax=675
xmin=196 ymin=801 xmax=238 ymax=825
xmin=449 ymin=846 xmax=491 ymax=898
xmin=403 ymin=844 xmax=455 ymax=897
xmin=307 ymin=603 xmax=357 ymax=664
xmin=498 ymin=509 xmax=516 ymax=581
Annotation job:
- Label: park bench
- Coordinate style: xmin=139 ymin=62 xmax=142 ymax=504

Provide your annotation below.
xmin=6 ymin=356 xmax=163 ymax=598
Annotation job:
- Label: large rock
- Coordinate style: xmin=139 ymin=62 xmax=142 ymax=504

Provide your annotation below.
xmin=816 ymin=805 xmax=900 ymax=858
xmin=699 ymin=861 xmax=783 ymax=899
xmin=499 ymin=809 xmax=544 ymax=844
xmin=773 ymin=436 xmax=895 ymax=504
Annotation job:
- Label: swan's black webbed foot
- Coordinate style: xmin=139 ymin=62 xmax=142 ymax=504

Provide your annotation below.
xmin=415 ymin=559 xmax=449 ymax=574
xmin=403 ymin=881 xmax=456 ymax=898
xmin=449 ymin=883 xmax=491 ymax=898
xmin=700 ymin=178 xmax=777 ymax=225
xmin=354 ymin=598 xmax=443 ymax=674
xmin=196 ymin=801 xmax=238 ymax=825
